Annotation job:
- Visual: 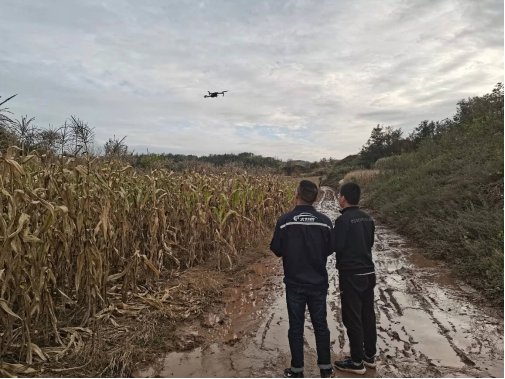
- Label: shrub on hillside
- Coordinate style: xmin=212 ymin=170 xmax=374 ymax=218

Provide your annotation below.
xmin=363 ymin=84 xmax=503 ymax=304
xmin=342 ymin=170 xmax=380 ymax=186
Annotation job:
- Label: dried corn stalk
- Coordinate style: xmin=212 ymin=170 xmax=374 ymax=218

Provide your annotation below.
xmin=0 ymin=149 xmax=293 ymax=366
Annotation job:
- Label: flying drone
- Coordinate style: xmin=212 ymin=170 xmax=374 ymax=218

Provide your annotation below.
xmin=204 ymin=90 xmax=228 ymax=98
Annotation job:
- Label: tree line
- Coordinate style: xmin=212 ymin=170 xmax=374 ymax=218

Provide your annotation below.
xmin=358 ymin=82 xmax=503 ymax=168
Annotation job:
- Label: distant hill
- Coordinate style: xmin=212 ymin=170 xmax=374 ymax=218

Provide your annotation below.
xmin=133 ymin=152 xmax=283 ymax=171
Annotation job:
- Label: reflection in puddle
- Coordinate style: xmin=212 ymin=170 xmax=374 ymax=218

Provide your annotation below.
xmin=400 ymin=308 xmax=463 ymax=368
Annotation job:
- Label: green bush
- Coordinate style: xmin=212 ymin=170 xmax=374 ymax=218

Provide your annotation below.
xmin=362 ymin=85 xmax=503 ymax=305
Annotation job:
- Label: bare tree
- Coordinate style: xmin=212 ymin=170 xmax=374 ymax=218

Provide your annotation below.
xmin=68 ymin=115 xmax=95 ymax=156
xmin=104 ymin=135 xmax=129 ymax=159
xmin=56 ymin=119 xmax=71 ymax=156
xmin=36 ymin=125 xmax=61 ymax=154
xmin=11 ymin=115 xmax=39 ymax=155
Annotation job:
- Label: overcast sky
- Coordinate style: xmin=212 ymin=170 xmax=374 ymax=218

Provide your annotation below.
xmin=1 ymin=0 xmax=503 ymax=161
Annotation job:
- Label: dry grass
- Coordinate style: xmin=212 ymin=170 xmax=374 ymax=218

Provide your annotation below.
xmin=342 ymin=169 xmax=380 ymax=185
xmin=0 ymin=147 xmax=294 ymax=376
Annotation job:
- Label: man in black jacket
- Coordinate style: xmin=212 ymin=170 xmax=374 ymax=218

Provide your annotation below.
xmin=332 ymin=182 xmax=376 ymax=375
xmin=270 ymin=180 xmax=333 ymax=378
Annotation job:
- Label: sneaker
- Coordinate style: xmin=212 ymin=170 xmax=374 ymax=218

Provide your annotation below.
xmin=320 ymin=368 xmax=333 ymax=378
xmin=284 ymin=368 xmax=304 ymax=378
xmin=363 ymin=355 xmax=376 ymax=368
xmin=334 ymin=358 xmax=366 ymax=375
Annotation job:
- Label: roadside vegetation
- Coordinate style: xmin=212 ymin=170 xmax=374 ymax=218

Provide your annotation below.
xmin=325 ymin=83 xmax=504 ymax=305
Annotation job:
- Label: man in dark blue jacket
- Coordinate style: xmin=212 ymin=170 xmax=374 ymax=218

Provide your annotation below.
xmin=270 ymin=180 xmax=333 ymax=378
xmin=332 ymin=182 xmax=376 ymax=375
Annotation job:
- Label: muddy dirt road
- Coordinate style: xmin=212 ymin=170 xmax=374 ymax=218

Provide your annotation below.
xmin=136 ymin=187 xmax=503 ymax=378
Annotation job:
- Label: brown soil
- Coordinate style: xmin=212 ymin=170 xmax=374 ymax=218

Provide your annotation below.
xmin=132 ymin=187 xmax=504 ymax=378
xmin=24 ymin=236 xmax=274 ymax=377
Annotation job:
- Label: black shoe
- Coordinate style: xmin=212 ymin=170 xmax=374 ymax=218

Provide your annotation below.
xmin=363 ymin=354 xmax=376 ymax=368
xmin=284 ymin=368 xmax=304 ymax=378
xmin=320 ymin=368 xmax=333 ymax=378
xmin=334 ymin=358 xmax=366 ymax=375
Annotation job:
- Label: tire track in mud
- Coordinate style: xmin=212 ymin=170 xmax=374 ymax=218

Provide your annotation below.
xmin=135 ymin=187 xmax=503 ymax=378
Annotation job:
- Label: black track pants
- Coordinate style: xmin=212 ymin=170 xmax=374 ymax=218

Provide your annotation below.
xmin=339 ymin=272 xmax=377 ymax=362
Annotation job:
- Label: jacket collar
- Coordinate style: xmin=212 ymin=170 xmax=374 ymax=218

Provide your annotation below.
xmin=294 ymin=204 xmax=315 ymax=210
xmin=340 ymin=205 xmax=359 ymax=214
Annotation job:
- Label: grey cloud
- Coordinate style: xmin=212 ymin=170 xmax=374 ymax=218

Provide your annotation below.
xmin=457 ymin=0 xmax=504 ymax=47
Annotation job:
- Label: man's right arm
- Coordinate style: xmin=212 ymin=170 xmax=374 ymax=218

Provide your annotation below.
xmin=332 ymin=216 xmax=349 ymax=257
xmin=369 ymin=220 xmax=375 ymax=249
xmin=270 ymin=218 xmax=283 ymax=257
xmin=324 ymin=217 xmax=334 ymax=257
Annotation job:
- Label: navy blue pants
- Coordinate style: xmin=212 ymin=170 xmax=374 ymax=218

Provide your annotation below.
xmin=339 ymin=272 xmax=377 ymax=363
xmin=286 ymin=285 xmax=332 ymax=371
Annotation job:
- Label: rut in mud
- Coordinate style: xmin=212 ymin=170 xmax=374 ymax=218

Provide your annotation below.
xmin=135 ymin=187 xmax=503 ymax=378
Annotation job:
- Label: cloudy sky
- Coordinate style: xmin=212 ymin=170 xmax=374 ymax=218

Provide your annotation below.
xmin=1 ymin=0 xmax=503 ymax=161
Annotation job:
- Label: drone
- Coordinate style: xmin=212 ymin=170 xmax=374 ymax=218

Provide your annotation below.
xmin=204 ymin=90 xmax=228 ymax=98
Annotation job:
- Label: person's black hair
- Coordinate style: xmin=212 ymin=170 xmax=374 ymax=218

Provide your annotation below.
xmin=339 ymin=182 xmax=361 ymax=205
xmin=297 ymin=180 xmax=318 ymax=204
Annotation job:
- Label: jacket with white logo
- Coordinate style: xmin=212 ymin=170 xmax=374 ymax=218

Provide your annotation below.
xmin=332 ymin=206 xmax=375 ymax=274
xmin=270 ymin=204 xmax=333 ymax=290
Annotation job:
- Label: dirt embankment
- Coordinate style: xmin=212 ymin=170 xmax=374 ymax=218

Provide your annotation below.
xmin=135 ymin=187 xmax=504 ymax=378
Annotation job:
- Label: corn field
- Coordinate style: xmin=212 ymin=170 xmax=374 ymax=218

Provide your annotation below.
xmin=0 ymin=147 xmax=293 ymax=370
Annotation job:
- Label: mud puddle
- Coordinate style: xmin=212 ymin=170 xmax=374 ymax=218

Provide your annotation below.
xmin=135 ymin=187 xmax=503 ymax=378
